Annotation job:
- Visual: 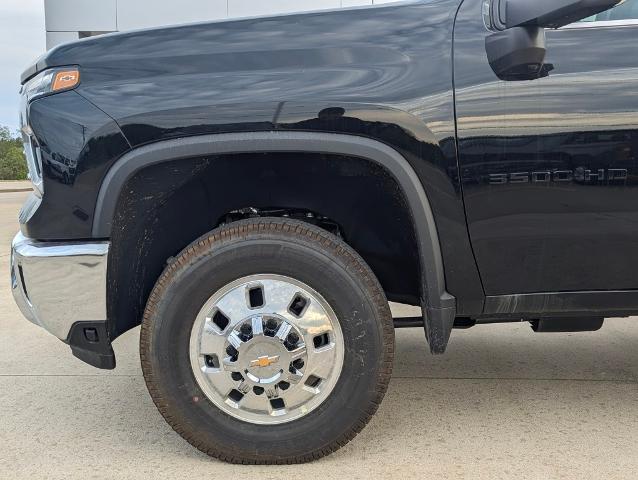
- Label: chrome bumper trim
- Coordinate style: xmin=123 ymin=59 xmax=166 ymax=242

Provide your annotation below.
xmin=10 ymin=232 xmax=109 ymax=340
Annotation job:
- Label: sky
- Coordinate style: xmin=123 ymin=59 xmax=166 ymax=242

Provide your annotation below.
xmin=0 ymin=0 xmax=46 ymax=133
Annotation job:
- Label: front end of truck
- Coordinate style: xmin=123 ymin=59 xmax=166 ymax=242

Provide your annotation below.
xmin=11 ymin=64 xmax=129 ymax=368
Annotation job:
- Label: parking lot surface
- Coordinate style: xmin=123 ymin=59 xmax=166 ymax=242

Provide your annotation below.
xmin=2 ymin=191 xmax=638 ymax=479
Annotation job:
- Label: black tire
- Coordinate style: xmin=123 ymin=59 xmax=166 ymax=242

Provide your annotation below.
xmin=140 ymin=218 xmax=394 ymax=464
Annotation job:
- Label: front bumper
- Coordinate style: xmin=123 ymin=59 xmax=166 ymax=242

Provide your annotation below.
xmin=10 ymin=232 xmax=109 ymax=341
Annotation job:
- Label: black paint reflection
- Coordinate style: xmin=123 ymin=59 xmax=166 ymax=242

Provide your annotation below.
xmin=455 ymin=0 xmax=638 ymax=295
xmin=28 ymin=0 xmax=485 ymax=312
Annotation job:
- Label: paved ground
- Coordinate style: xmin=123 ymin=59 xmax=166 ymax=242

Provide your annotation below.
xmin=0 ymin=181 xmax=31 ymax=193
xmin=2 ymin=190 xmax=638 ymax=479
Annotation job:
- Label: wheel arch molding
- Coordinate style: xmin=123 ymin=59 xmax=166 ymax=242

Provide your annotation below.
xmin=93 ymin=131 xmax=457 ymax=352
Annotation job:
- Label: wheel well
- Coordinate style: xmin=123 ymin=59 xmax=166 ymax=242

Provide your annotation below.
xmin=107 ymin=152 xmax=421 ymax=339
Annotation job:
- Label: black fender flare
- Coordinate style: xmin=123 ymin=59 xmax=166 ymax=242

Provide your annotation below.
xmin=93 ymin=131 xmax=456 ymax=353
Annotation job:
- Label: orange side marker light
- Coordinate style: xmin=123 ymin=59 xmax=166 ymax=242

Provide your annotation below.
xmin=52 ymin=69 xmax=80 ymax=92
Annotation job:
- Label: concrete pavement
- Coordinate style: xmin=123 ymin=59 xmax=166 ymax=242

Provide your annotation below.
xmin=0 ymin=181 xmax=31 ymax=193
xmin=2 ymin=190 xmax=638 ymax=479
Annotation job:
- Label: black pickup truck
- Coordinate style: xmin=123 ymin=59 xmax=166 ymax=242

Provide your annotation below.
xmin=11 ymin=0 xmax=638 ymax=464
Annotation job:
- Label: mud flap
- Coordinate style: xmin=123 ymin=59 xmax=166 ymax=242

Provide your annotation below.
xmin=423 ymin=294 xmax=456 ymax=355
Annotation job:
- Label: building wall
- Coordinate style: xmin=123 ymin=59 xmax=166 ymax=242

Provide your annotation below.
xmin=44 ymin=0 xmax=397 ymax=49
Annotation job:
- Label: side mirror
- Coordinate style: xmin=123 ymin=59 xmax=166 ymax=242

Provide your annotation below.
xmin=503 ymin=0 xmax=624 ymax=29
xmin=485 ymin=26 xmax=552 ymax=81
xmin=485 ymin=0 xmax=622 ymax=81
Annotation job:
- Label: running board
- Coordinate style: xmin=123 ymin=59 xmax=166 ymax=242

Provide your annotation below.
xmin=393 ymin=317 xmax=424 ymax=328
xmin=393 ymin=317 xmax=476 ymax=329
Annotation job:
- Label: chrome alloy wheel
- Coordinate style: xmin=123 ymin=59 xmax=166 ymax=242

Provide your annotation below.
xmin=189 ymin=274 xmax=345 ymax=424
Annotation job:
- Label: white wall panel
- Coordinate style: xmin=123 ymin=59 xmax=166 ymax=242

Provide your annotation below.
xmin=117 ymin=0 xmax=228 ymax=30
xmin=45 ymin=0 xmax=385 ymax=49
xmin=46 ymin=31 xmax=80 ymax=50
xmin=229 ymin=0 xmax=341 ymax=18
xmin=45 ymin=0 xmax=116 ymax=31
xmin=341 ymin=0 xmax=373 ymax=6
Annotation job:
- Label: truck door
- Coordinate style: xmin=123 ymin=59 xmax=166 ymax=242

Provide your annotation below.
xmin=454 ymin=0 xmax=638 ymax=296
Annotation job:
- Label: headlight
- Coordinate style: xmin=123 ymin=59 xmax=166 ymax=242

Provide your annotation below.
xmin=21 ymin=67 xmax=80 ymax=102
xmin=19 ymin=67 xmax=80 ymax=197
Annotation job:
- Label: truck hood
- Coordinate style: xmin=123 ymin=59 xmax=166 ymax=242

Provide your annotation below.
xmin=21 ymin=2 xmax=413 ymax=84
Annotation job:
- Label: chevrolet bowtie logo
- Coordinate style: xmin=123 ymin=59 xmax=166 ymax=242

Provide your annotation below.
xmin=250 ymin=355 xmax=280 ymax=368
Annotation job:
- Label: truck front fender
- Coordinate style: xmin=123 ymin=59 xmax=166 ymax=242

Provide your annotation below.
xmin=93 ymin=131 xmax=457 ymax=352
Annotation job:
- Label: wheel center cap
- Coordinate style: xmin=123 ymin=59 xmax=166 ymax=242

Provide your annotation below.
xmin=243 ymin=340 xmax=287 ymax=381
xmin=250 ymin=355 xmax=280 ymax=368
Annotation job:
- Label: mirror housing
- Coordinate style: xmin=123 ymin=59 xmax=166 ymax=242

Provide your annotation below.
xmin=485 ymin=0 xmax=622 ymax=80
xmin=504 ymin=0 xmax=624 ymax=29
xmin=486 ymin=27 xmax=553 ymax=81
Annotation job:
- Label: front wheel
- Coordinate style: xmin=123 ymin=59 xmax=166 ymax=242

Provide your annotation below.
xmin=140 ymin=218 xmax=394 ymax=463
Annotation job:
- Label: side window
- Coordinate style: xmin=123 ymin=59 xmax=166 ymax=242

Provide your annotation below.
xmin=580 ymin=0 xmax=638 ymax=21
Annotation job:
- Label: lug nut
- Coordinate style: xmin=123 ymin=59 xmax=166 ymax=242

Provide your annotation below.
xmin=231 ymin=372 xmax=243 ymax=381
xmin=278 ymin=381 xmax=290 ymax=391
xmin=265 ymin=318 xmax=278 ymax=329
xmin=264 ymin=318 xmax=278 ymax=336
xmin=226 ymin=345 xmax=238 ymax=359
xmin=253 ymin=386 xmax=264 ymax=395
xmin=292 ymin=359 xmax=305 ymax=370
xmin=284 ymin=331 xmax=300 ymax=351
xmin=286 ymin=332 xmax=299 ymax=345
xmin=239 ymin=323 xmax=253 ymax=341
